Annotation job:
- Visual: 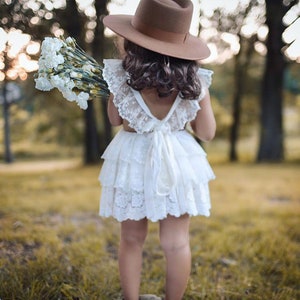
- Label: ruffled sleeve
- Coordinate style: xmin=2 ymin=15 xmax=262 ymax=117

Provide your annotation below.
xmin=197 ymin=68 xmax=214 ymax=101
xmin=103 ymin=59 xmax=155 ymax=133
xmin=102 ymin=59 xmax=126 ymax=95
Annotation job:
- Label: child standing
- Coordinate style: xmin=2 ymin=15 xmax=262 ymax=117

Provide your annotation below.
xmin=99 ymin=0 xmax=216 ymax=299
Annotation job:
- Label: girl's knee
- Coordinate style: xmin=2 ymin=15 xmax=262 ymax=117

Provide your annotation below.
xmin=160 ymin=231 xmax=190 ymax=254
xmin=121 ymin=219 xmax=148 ymax=247
xmin=121 ymin=232 xmax=147 ymax=247
xmin=159 ymin=214 xmax=190 ymax=253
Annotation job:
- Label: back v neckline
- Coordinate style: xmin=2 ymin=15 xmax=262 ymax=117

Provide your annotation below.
xmin=131 ymin=88 xmax=182 ymax=122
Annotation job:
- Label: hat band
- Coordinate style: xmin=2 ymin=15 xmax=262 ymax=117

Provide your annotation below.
xmin=131 ymin=17 xmax=188 ymax=44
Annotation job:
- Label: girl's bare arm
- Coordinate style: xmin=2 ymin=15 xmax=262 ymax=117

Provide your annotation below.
xmin=107 ymin=94 xmax=123 ymax=126
xmin=190 ymin=89 xmax=216 ymax=142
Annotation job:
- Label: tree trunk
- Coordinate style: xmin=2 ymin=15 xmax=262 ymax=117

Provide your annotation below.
xmin=229 ymin=35 xmax=256 ymax=162
xmin=229 ymin=54 xmax=243 ymax=162
xmin=61 ymin=0 xmax=101 ymax=164
xmin=93 ymin=0 xmax=112 ymax=153
xmin=257 ymin=0 xmax=286 ymax=162
xmin=84 ymin=101 xmax=100 ymax=164
xmin=2 ymin=81 xmax=14 ymax=163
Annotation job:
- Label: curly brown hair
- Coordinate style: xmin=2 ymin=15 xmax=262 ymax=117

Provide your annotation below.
xmin=122 ymin=40 xmax=202 ymax=100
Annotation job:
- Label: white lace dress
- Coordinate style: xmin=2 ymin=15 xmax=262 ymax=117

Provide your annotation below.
xmin=99 ymin=59 xmax=215 ymax=222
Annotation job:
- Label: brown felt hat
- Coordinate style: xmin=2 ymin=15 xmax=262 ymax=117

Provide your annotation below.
xmin=103 ymin=0 xmax=210 ymax=60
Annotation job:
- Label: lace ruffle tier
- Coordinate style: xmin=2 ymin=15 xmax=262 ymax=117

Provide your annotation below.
xmin=99 ymin=130 xmax=215 ymax=222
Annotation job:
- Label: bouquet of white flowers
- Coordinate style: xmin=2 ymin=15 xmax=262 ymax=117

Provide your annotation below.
xmin=35 ymin=36 xmax=110 ymax=110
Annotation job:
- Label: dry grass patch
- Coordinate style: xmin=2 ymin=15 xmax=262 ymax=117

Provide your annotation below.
xmin=0 ymin=162 xmax=299 ymax=299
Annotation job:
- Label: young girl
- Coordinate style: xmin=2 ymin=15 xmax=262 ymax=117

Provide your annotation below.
xmin=99 ymin=0 xmax=216 ymax=299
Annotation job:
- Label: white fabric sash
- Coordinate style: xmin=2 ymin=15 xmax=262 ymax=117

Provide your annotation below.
xmin=144 ymin=127 xmax=179 ymax=196
xmin=130 ymin=88 xmax=183 ymax=198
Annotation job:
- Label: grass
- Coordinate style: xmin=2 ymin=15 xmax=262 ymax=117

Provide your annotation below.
xmin=0 ymin=161 xmax=299 ymax=299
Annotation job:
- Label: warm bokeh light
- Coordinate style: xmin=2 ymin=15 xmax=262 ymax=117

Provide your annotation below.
xmin=0 ymin=28 xmax=39 ymax=81
xmin=77 ymin=0 xmax=96 ymax=18
xmin=0 ymin=0 xmax=298 ymax=83
xmin=285 ymin=39 xmax=300 ymax=63
xmin=26 ymin=42 xmax=40 ymax=55
xmin=283 ymin=19 xmax=299 ymax=44
xmin=257 ymin=25 xmax=269 ymax=41
xmin=51 ymin=23 xmax=65 ymax=37
xmin=254 ymin=41 xmax=267 ymax=56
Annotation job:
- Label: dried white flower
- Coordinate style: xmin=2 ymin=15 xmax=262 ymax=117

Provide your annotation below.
xmin=41 ymin=37 xmax=63 ymax=56
xmin=34 ymin=77 xmax=53 ymax=91
xmin=50 ymin=75 xmax=66 ymax=91
xmin=62 ymin=89 xmax=77 ymax=102
xmin=35 ymin=36 xmax=109 ymax=110
xmin=76 ymin=92 xmax=89 ymax=109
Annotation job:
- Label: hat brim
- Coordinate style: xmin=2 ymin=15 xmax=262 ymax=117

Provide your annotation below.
xmin=103 ymin=15 xmax=210 ymax=60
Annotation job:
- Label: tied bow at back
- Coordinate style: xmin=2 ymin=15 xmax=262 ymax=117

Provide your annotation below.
xmin=144 ymin=125 xmax=179 ymax=197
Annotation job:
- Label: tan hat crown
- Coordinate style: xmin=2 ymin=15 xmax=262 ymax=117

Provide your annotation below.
xmin=132 ymin=0 xmax=193 ymax=44
xmin=103 ymin=0 xmax=210 ymax=60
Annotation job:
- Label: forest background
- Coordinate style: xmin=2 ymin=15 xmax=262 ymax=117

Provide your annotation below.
xmin=0 ymin=0 xmax=299 ymax=164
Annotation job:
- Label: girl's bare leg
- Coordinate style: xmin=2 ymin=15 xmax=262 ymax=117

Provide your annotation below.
xmin=159 ymin=214 xmax=191 ymax=300
xmin=119 ymin=218 xmax=148 ymax=300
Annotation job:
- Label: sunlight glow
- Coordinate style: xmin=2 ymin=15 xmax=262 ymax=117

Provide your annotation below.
xmin=257 ymin=25 xmax=269 ymax=41
xmin=0 ymin=29 xmax=39 ymax=81
xmin=285 ymin=39 xmax=300 ymax=63
xmin=199 ymin=0 xmax=256 ymax=16
xmin=18 ymin=53 xmax=39 ymax=72
xmin=24 ymin=0 xmax=66 ymax=11
xmin=202 ymin=43 xmax=218 ymax=64
xmin=7 ymin=30 xmax=30 ymax=58
xmin=51 ymin=23 xmax=65 ymax=37
xmin=254 ymin=41 xmax=267 ymax=56
xmin=26 ymin=42 xmax=40 ymax=55
xmin=283 ymin=18 xmax=300 ymax=44
xmin=0 ymin=28 xmax=7 ymax=52
xmin=221 ymin=33 xmax=240 ymax=54
xmin=30 ymin=16 xmax=40 ymax=25
xmin=76 ymin=0 xmax=96 ymax=17
xmin=283 ymin=3 xmax=300 ymax=25
xmin=241 ymin=23 xmax=260 ymax=38
xmin=0 ymin=0 xmax=299 ymax=84
xmin=24 ymin=0 xmax=40 ymax=11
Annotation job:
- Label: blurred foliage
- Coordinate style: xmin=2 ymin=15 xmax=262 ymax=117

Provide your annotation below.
xmin=0 ymin=0 xmax=299 ymax=161
xmin=1 ymin=54 xmax=300 ymax=161
xmin=285 ymin=63 xmax=300 ymax=95
xmin=0 ymin=0 xmax=90 ymax=42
